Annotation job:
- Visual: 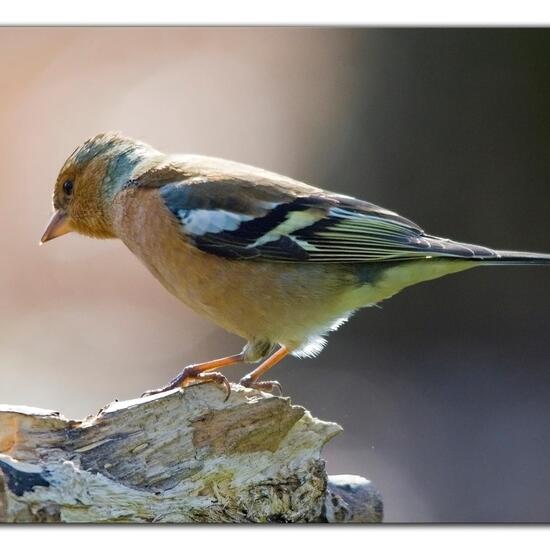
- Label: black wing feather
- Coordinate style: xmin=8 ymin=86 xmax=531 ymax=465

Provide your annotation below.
xmin=160 ymin=181 xmax=499 ymax=263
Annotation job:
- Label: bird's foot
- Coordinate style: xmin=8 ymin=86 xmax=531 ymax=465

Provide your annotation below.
xmin=239 ymin=375 xmax=282 ymax=395
xmin=141 ymin=366 xmax=231 ymax=400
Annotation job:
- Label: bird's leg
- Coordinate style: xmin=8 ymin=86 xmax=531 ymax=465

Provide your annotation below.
xmin=238 ymin=346 xmax=289 ymax=394
xmin=142 ymin=352 xmax=245 ymax=399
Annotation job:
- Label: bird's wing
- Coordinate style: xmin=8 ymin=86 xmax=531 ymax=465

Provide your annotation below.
xmin=156 ymin=170 xmax=498 ymax=263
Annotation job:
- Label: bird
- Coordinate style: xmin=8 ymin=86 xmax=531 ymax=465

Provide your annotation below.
xmin=41 ymin=133 xmax=550 ymax=398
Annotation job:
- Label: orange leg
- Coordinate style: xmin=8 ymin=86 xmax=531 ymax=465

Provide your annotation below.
xmin=239 ymin=346 xmax=289 ymax=394
xmin=142 ymin=352 xmax=245 ymax=399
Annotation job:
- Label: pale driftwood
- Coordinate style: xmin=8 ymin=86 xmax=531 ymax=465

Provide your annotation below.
xmin=0 ymin=383 xmax=382 ymax=523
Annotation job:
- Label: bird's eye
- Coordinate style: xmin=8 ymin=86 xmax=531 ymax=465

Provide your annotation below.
xmin=63 ymin=180 xmax=74 ymax=196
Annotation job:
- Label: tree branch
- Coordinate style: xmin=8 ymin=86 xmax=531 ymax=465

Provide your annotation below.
xmin=0 ymin=384 xmax=382 ymax=523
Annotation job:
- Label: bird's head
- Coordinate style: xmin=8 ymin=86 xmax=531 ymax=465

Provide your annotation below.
xmin=41 ymin=132 xmax=159 ymax=243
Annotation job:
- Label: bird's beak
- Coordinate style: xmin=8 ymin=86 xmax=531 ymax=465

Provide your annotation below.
xmin=40 ymin=209 xmax=72 ymax=245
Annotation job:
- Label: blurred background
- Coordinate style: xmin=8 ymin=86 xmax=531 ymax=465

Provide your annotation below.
xmin=1 ymin=28 xmax=550 ymax=522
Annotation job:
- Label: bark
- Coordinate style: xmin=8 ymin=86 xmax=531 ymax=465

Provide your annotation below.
xmin=0 ymin=384 xmax=382 ymax=523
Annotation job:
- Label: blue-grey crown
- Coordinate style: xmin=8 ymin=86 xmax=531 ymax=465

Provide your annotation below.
xmin=71 ymin=133 xmax=157 ymax=199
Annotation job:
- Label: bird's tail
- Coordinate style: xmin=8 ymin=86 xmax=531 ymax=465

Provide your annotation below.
xmin=358 ymin=241 xmax=550 ymax=304
xmin=418 ymin=234 xmax=550 ymax=266
xmin=473 ymin=249 xmax=550 ymax=266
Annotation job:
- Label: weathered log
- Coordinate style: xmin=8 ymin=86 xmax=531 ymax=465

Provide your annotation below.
xmin=0 ymin=384 xmax=382 ymax=523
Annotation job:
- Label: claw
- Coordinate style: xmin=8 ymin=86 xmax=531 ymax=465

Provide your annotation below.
xmin=196 ymin=371 xmax=231 ymax=401
xmin=239 ymin=376 xmax=283 ymax=395
xmin=141 ymin=386 xmax=170 ymax=397
xmin=268 ymin=381 xmax=283 ymax=396
xmin=142 ymin=364 xmax=231 ymax=400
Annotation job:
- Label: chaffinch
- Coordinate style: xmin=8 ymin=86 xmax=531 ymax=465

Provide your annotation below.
xmin=41 ymin=133 xmax=550 ymax=397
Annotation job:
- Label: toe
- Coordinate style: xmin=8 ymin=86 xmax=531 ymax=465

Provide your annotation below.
xmin=239 ymin=377 xmax=282 ymax=395
xmin=142 ymin=366 xmax=231 ymax=398
xmin=197 ymin=371 xmax=231 ymax=400
xmin=141 ymin=386 xmax=170 ymax=397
